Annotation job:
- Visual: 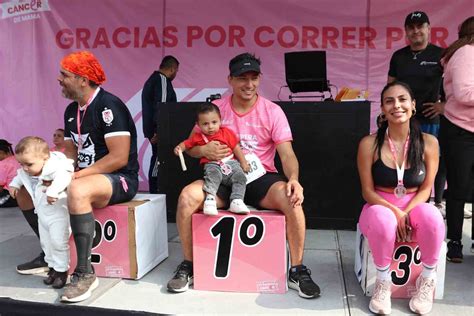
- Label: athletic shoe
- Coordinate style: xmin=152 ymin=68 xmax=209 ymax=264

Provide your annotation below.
xmin=167 ymin=260 xmax=193 ymax=293
xmin=288 ymin=265 xmax=321 ymax=298
xmin=464 ymin=209 xmax=472 ymax=219
xmin=16 ymin=252 xmax=49 ymax=275
xmin=43 ymin=268 xmax=56 ymax=285
xmin=369 ymin=279 xmax=392 ymax=315
xmin=52 ymin=271 xmax=68 ymax=289
xmin=409 ymin=275 xmax=436 ymax=315
xmin=203 ymin=196 xmax=218 ymax=216
xmin=447 ymin=240 xmax=463 ymax=263
xmin=434 ymin=203 xmax=446 ymax=218
xmin=229 ymin=199 xmax=250 ymax=214
xmin=61 ymin=272 xmax=98 ymax=303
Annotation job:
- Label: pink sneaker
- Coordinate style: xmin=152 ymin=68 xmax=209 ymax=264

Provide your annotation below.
xmin=369 ymin=279 xmax=392 ymax=315
xmin=409 ymin=275 xmax=436 ymax=315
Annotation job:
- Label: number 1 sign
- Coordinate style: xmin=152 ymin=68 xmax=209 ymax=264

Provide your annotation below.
xmin=192 ymin=211 xmax=287 ymax=293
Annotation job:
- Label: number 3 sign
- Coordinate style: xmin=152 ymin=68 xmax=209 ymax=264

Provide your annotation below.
xmin=355 ymin=226 xmax=446 ymax=299
xmin=192 ymin=211 xmax=287 ymax=293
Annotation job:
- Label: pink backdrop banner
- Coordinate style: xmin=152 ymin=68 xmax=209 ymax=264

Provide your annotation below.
xmin=0 ymin=0 xmax=470 ymax=190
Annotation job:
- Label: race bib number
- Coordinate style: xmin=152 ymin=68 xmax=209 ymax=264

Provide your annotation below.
xmin=245 ymin=153 xmax=266 ymax=184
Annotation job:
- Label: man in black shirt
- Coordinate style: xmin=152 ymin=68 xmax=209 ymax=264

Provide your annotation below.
xmin=141 ymin=55 xmax=179 ymax=193
xmin=59 ymin=51 xmax=138 ymax=302
xmin=387 ymin=11 xmax=447 ymax=214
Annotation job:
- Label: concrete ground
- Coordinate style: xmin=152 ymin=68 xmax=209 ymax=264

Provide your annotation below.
xmin=0 ymin=204 xmax=472 ymax=315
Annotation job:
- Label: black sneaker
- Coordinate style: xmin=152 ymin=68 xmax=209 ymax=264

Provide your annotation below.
xmin=16 ymin=253 xmax=49 ymax=275
xmin=43 ymin=268 xmax=56 ymax=285
xmin=167 ymin=260 xmax=193 ymax=293
xmin=447 ymin=240 xmax=463 ymax=263
xmin=288 ymin=265 xmax=321 ymax=298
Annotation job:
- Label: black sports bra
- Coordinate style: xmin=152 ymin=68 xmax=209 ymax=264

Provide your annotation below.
xmin=372 ymin=159 xmax=426 ymax=188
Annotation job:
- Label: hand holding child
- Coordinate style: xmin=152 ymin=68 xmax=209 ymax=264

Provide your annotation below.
xmin=241 ymin=160 xmax=251 ymax=173
xmin=8 ymin=186 xmax=18 ymax=199
xmin=47 ymin=196 xmax=58 ymax=205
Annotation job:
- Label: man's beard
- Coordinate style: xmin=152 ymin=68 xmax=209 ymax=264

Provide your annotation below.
xmin=62 ymin=87 xmax=83 ymax=102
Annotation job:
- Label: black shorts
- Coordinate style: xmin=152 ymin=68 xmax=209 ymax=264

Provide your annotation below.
xmin=216 ymin=172 xmax=287 ymax=208
xmin=104 ymin=172 xmax=138 ymax=205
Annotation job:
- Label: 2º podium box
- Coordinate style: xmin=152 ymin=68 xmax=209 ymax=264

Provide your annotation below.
xmin=354 ymin=225 xmax=446 ymax=299
xmin=69 ymin=194 xmax=168 ymax=279
xmin=192 ymin=211 xmax=287 ymax=293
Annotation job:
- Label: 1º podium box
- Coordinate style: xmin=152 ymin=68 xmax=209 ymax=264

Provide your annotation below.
xmin=192 ymin=210 xmax=287 ymax=293
xmin=69 ymin=194 xmax=168 ymax=279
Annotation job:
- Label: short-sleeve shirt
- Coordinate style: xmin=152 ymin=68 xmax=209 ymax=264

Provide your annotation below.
xmin=212 ymin=95 xmax=293 ymax=173
xmin=388 ymin=44 xmax=444 ymax=125
xmin=0 ymin=155 xmax=20 ymax=190
xmin=184 ymin=127 xmax=238 ymax=165
xmin=64 ymin=88 xmax=139 ymax=175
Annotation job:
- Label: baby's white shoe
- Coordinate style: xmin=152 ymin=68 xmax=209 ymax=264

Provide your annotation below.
xmin=203 ymin=196 xmax=218 ymax=216
xmin=229 ymin=199 xmax=250 ymax=214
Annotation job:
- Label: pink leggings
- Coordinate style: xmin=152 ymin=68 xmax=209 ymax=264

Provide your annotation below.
xmin=359 ymin=191 xmax=445 ymax=268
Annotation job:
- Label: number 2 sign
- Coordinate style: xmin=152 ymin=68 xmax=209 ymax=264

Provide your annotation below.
xmin=193 ymin=211 xmax=287 ymax=293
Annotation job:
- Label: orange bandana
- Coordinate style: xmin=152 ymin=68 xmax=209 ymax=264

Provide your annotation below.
xmin=60 ymin=51 xmax=106 ymax=85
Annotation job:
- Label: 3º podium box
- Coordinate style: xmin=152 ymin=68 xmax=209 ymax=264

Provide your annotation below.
xmin=192 ymin=210 xmax=287 ymax=293
xmin=69 ymin=194 xmax=168 ymax=279
xmin=354 ymin=225 xmax=446 ymax=299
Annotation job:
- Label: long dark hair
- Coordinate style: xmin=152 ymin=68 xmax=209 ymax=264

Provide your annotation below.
xmin=442 ymin=16 xmax=474 ymax=63
xmin=375 ymin=81 xmax=424 ymax=173
xmin=0 ymin=139 xmax=14 ymax=155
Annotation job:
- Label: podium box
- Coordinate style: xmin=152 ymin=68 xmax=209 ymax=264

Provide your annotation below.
xmin=354 ymin=225 xmax=446 ymax=299
xmin=192 ymin=211 xmax=287 ymax=293
xmin=69 ymin=194 xmax=168 ymax=279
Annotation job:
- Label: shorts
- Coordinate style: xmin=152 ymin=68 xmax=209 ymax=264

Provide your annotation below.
xmin=216 ymin=172 xmax=287 ymax=208
xmin=104 ymin=172 xmax=138 ymax=205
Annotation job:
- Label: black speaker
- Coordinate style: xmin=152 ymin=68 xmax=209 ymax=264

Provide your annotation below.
xmin=285 ymin=51 xmax=329 ymax=93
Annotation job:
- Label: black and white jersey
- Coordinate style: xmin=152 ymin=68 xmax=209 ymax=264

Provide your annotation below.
xmin=64 ymin=88 xmax=139 ymax=175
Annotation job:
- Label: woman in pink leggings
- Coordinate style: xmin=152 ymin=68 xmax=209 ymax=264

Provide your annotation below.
xmin=357 ymin=81 xmax=445 ymax=315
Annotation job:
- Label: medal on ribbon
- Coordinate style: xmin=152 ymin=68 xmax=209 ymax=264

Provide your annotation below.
xmin=386 ymin=129 xmax=410 ymax=199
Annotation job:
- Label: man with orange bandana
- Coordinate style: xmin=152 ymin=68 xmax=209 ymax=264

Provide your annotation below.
xmin=59 ymin=51 xmax=139 ymax=302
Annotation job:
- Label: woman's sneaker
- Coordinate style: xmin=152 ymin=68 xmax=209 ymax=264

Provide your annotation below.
xmin=203 ymin=196 xmax=218 ymax=216
xmin=447 ymin=240 xmax=463 ymax=263
xmin=16 ymin=252 xmax=49 ymax=275
xmin=229 ymin=199 xmax=250 ymax=214
xmin=288 ymin=265 xmax=321 ymax=298
xmin=409 ymin=275 xmax=436 ymax=314
xmin=369 ymin=279 xmax=392 ymax=315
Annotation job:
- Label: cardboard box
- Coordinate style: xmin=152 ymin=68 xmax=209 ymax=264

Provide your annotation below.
xmin=354 ymin=225 xmax=446 ymax=299
xmin=193 ymin=211 xmax=287 ymax=293
xmin=69 ymin=194 xmax=168 ymax=279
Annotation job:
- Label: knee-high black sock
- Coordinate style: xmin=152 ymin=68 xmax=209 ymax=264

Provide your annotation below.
xmin=70 ymin=213 xmax=95 ymax=274
xmin=21 ymin=209 xmax=40 ymax=239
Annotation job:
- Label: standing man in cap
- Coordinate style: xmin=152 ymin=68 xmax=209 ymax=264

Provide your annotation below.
xmin=387 ymin=11 xmax=452 ymax=217
xmin=167 ymin=53 xmax=321 ymax=299
xmin=141 ymin=55 xmax=179 ymax=193
xmin=58 ymin=51 xmax=139 ymax=302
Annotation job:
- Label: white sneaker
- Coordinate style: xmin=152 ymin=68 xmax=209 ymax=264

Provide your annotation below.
xmin=409 ymin=275 xmax=436 ymax=315
xmin=229 ymin=199 xmax=250 ymax=214
xmin=369 ymin=279 xmax=392 ymax=315
xmin=464 ymin=209 xmax=472 ymax=219
xmin=203 ymin=196 xmax=218 ymax=216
